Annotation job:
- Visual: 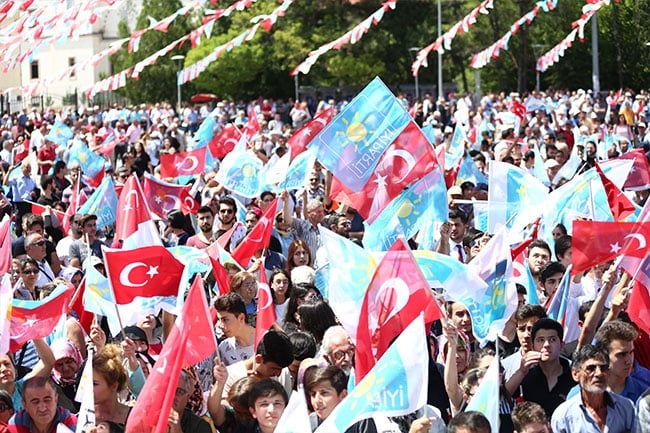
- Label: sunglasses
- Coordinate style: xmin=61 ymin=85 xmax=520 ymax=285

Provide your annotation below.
xmin=29 ymin=241 xmax=45 ymax=247
xmin=219 ymin=209 xmax=234 ymax=214
xmin=22 ymin=269 xmax=39 ymax=275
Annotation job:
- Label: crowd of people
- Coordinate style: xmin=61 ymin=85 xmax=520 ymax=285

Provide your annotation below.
xmin=0 ymin=84 xmax=648 ymax=433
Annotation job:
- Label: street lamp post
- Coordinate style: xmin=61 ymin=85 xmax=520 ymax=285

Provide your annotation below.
xmin=408 ymin=47 xmax=421 ymax=101
xmin=171 ymin=55 xmax=185 ymax=116
xmin=531 ymin=44 xmax=546 ymax=92
xmin=437 ymin=0 xmax=443 ymax=100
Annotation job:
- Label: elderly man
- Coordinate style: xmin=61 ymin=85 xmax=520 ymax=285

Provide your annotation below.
xmin=167 ymin=370 xmax=212 ymax=433
xmin=24 ymin=233 xmax=55 ymax=288
xmin=321 ymin=326 xmax=355 ymax=375
xmin=281 ymin=190 xmax=325 ymax=258
xmin=8 ymin=376 xmax=77 ymax=433
xmin=551 ymin=344 xmax=634 ymax=433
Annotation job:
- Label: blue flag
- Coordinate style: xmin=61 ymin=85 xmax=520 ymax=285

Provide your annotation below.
xmin=465 ymin=355 xmax=500 ymax=433
xmin=78 ymin=177 xmax=118 ymax=229
xmin=445 ymin=123 xmax=467 ymax=168
xmin=363 ymin=167 xmax=448 ymax=251
xmin=68 ymin=139 xmax=105 ymax=178
xmin=457 ymin=154 xmax=488 ymax=186
xmin=311 ymin=77 xmax=411 ymax=192
xmin=412 ymin=250 xmax=488 ymax=294
xmin=213 ymin=150 xmax=264 ymax=198
xmin=283 ymin=147 xmax=316 ymax=191
xmin=315 ymin=316 xmax=428 ymax=433
xmin=547 ymin=265 xmax=572 ymax=328
xmin=188 ymin=116 xmax=216 ymax=151
xmin=45 ymin=120 xmax=74 ymax=146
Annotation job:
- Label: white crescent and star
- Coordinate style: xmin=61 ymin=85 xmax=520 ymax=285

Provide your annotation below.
xmin=379 ymin=149 xmax=416 ymax=184
xmin=258 ymin=283 xmax=273 ymax=310
xmin=119 ymin=262 xmax=158 ymax=288
xmin=369 ymin=277 xmax=410 ymax=330
xmin=177 ymin=156 xmax=199 ymax=173
xmin=246 ymin=218 xmax=269 ymax=244
xmin=122 ymin=190 xmax=140 ymax=212
xmin=162 ymin=194 xmax=181 ymax=211
xmin=624 ymin=233 xmax=646 ymax=251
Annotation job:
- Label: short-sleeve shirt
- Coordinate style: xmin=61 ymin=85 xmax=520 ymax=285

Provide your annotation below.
xmin=520 ymin=358 xmax=577 ymax=418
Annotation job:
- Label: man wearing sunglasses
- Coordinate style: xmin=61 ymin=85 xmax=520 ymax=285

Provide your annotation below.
xmin=551 ymin=344 xmax=634 ymax=433
xmin=24 ymin=233 xmax=55 ymax=288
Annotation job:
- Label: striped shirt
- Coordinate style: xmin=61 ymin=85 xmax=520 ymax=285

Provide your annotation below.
xmin=291 ymin=218 xmax=321 ymax=258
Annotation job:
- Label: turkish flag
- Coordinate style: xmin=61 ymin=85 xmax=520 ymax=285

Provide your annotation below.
xmin=354 ymin=238 xmax=443 ymax=383
xmin=115 ymin=174 xmax=161 ymax=249
xmin=125 ymin=277 xmax=217 ymax=433
xmin=62 ymin=178 xmax=81 ymax=235
xmin=142 ymin=173 xmax=199 ymax=219
xmin=629 ymin=279 xmax=650 ymax=337
xmin=0 ymin=218 xmax=12 ymax=277
xmin=208 ymin=123 xmax=242 ymax=159
xmin=10 ymin=284 xmax=74 ymax=352
xmin=103 ymin=245 xmax=185 ymax=304
xmin=159 ymin=147 xmax=207 ymax=179
xmin=617 ymin=149 xmax=650 ymax=191
xmin=572 ymin=220 xmax=650 ymax=275
xmin=254 ymin=262 xmax=277 ymax=351
xmin=243 ymin=105 xmax=260 ymax=140
xmin=596 ymin=162 xmax=636 ymax=221
xmin=287 ymin=107 xmax=333 ymax=158
xmin=68 ymin=279 xmax=94 ymax=334
xmin=83 ymin=167 xmax=105 ymax=189
xmin=30 ymin=202 xmax=65 ymax=228
xmin=206 ymin=242 xmax=233 ymax=297
xmin=231 ymin=198 xmax=279 ymax=267
xmin=330 ymin=121 xmax=439 ymax=223
xmin=511 ymin=100 xmax=527 ymax=121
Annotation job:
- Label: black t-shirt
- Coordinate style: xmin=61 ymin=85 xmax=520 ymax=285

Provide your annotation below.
xmin=520 ymin=357 xmax=576 ymax=418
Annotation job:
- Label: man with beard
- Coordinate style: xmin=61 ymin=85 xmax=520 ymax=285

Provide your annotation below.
xmin=527 ymin=239 xmax=551 ymax=298
xmin=214 ymin=196 xmax=246 ymax=252
xmin=186 ymin=205 xmax=215 ymax=250
xmin=321 ymin=326 xmax=355 ymax=375
xmin=551 ymin=344 xmax=634 ymax=433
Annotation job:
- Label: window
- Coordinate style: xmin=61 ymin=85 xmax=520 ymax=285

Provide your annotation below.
xmin=30 ymin=61 xmax=39 ymax=79
xmin=68 ymin=57 xmax=76 ymax=77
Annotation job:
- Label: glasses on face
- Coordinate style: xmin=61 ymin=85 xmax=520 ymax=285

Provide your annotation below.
xmin=331 ymin=348 xmax=355 ymax=362
xmin=583 ymin=363 xmax=610 ymax=374
xmin=242 ymin=281 xmax=257 ymax=289
xmin=338 ymin=222 xmax=351 ymax=227
xmin=219 ymin=208 xmax=234 ymax=214
xmin=22 ymin=268 xmax=39 ymax=275
xmin=29 ymin=240 xmax=45 ymax=247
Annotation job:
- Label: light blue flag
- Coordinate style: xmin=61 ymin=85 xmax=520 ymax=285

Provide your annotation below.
xmin=315 ymin=316 xmax=428 ymax=433
xmin=282 ymin=147 xmax=316 ymax=191
xmin=231 ymin=196 xmax=248 ymax=227
xmin=532 ymin=145 xmax=549 ymax=186
xmin=213 ymin=150 xmax=263 ymax=198
xmin=167 ymin=246 xmax=212 ymax=278
xmin=45 ymin=120 xmax=74 ymax=146
xmin=187 ymin=116 xmax=216 ymax=150
xmin=488 ymin=161 xmax=549 ymax=232
xmin=547 ymin=265 xmax=572 ymax=329
xmin=68 ymin=139 xmax=105 ymax=178
xmin=318 ymin=226 xmax=376 ymax=342
xmin=462 ymin=229 xmax=518 ymax=346
xmin=445 ymin=123 xmax=466 ymax=168
xmin=518 ymin=261 xmax=539 ymax=305
xmin=311 ymin=77 xmax=411 ymax=192
xmin=421 ymin=124 xmax=436 ymax=145
xmin=363 ymin=167 xmax=448 ymax=251
xmin=456 ymin=154 xmax=488 ymax=186
xmin=412 ymin=250 xmax=488 ymax=294
xmin=83 ymin=263 xmax=115 ymax=319
xmin=465 ymin=355 xmax=500 ymax=433
xmin=78 ymin=177 xmax=118 ymax=229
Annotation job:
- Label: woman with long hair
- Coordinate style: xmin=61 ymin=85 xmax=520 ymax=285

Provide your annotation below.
xmin=286 ymin=240 xmax=312 ymax=273
xmin=269 ymin=269 xmax=292 ymax=328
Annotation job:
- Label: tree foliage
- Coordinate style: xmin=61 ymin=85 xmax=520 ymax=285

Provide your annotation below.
xmin=109 ymin=0 xmax=650 ymax=103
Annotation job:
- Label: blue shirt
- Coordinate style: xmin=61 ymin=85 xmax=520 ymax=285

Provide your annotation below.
xmin=566 ymin=375 xmax=647 ymax=403
xmin=8 ymin=175 xmax=36 ymax=202
xmin=551 ymin=390 xmax=635 ymax=433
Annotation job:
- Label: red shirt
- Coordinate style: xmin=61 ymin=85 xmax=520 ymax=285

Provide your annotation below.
xmin=37 ymin=145 xmax=56 ymax=175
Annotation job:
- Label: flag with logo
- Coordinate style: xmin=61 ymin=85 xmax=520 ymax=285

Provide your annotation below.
xmin=213 ymin=149 xmax=264 ymax=198
xmin=142 ymin=173 xmax=199 ymax=218
xmin=287 ymin=107 xmax=333 ymax=159
xmin=355 ymin=238 xmax=442 ymax=382
xmin=68 ymin=139 xmax=105 ymax=179
xmin=160 ymin=147 xmax=207 ymax=179
xmin=465 ymin=355 xmax=500 ymax=433
xmin=187 ymin=116 xmax=216 ymax=150
xmin=78 ymin=176 xmax=119 ymax=229
xmin=75 ymin=350 xmax=94 ymax=433
xmin=463 ymin=228 xmax=517 ymax=346
xmin=232 ymin=198 xmax=279 ymax=267
xmin=412 ymin=250 xmax=487 ymax=294
xmin=456 ymin=154 xmax=488 ymax=186
xmin=310 ymin=77 xmax=412 ymax=192
xmin=10 ymin=283 xmax=74 ymax=352
xmin=0 ymin=218 xmax=11 ymax=276
xmin=103 ymin=245 xmax=185 ymax=305
xmin=45 ymin=120 xmax=74 ymax=146
xmin=208 ymin=123 xmax=242 ymax=159
xmin=329 ymin=120 xmax=439 ymax=222
xmin=115 ymin=174 xmax=162 ymax=249
xmin=282 ymin=146 xmax=317 ymax=191
xmin=315 ymin=315 xmax=428 ymax=433
xmin=254 ymin=263 xmax=276 ymax=350
xmin=317 ymin=227 xmax=377 ymax=342
xmin=362 ymin=167 xmax=448 ymax=251
xmin=546 ymin=265 xmax=571 ymax=330
xmin=125 ymin=277 xmax=217 ymax=433
xmin=488 ymin=161 xmax=548 ymax=231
